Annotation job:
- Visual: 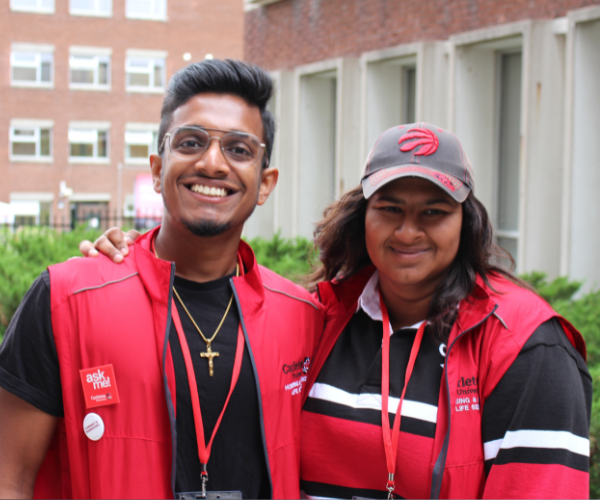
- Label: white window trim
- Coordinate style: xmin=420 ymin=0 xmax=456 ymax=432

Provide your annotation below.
xmin=11 ymin=119 xmax=54 ymax=128
xmin=127 ymin=87 xmax=165 ymax=95
xmin=68 ymin=121 xmax=111 ymax=163
xmin=125 ymin=53 xmax=166 ymax=93
xmin=69 ymin=193 xmax=111 ymax=202
xmin=126 ymin=48 xmax=167 ymax=59
xmin=69 ymin=0 xmax=112 ymax=17
xmin=70 ymin=46 xmax=112 ymax=56
xmin=125 ymin=0 xmax=167 ymax=21
xmin=10 ymin=0 xmax=55 ymax=14
xmin=69 ymin=48 xmax=112 ymax=91
xmin=124 ymin=122 xmax=159 ymax=165
xmin=244 ymin=0 xmax=283 ymax=11
xmin=9 ymin=119 xmax=53 ymax=163
xmin=11 ymin=44 xmax=55 ymax=89
xmin=68 ymin=157 xmax=111 ymax=165
xmin=12 ymin=43 xmax=54 ymax=53
xmin=10 ymin=192 xmax=54 ymax=203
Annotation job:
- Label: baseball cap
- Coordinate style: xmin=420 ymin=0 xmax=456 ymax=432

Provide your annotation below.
xmin=361 ymin=123 xmax=475 ymax=202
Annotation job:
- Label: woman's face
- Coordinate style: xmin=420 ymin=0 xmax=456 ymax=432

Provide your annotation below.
xmin=365 ymin=177 xmax=463 ymax=293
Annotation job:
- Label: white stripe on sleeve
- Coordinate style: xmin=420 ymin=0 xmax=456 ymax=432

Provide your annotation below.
xmin=484 ymin=429 xmax=590 ymax=460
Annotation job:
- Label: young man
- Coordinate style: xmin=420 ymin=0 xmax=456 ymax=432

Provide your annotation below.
xmin=0 ymin=59 xmax=325 ymax=499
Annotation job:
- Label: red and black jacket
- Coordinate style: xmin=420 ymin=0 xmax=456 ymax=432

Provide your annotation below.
xmin=303 ymin=267 xmax=588 ymax=499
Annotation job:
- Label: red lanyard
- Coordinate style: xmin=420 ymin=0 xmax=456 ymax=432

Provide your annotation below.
xmin=170 ymin=255 xmax=245 ymax=494
xmin=379 ymin=288 xmax=426 ymax=499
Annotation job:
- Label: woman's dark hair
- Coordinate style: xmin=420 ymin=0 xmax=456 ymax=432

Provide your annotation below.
xmin=309 ymin=185 xmax=533 ymax=341
xmin=157 ymin=58 xmax=275 ymax=169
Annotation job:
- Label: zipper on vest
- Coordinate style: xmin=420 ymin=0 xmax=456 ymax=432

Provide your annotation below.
xmin=231 ymin=279 xmax=274 ymax=498
xmin=429 ymin=304 xmax=498 ymax=499
xmin=162 ymin=262 xmax=177 ymax=498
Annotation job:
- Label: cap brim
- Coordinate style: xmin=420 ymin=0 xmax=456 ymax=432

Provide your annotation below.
xmin=361 ymin=164 xmax=471 ymax=202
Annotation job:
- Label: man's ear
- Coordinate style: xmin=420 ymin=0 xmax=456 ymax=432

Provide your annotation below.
xmin=257 ymin=167 xmax=278 ymax=206
xmin=150 ymin=154 xmax=163 ymax=193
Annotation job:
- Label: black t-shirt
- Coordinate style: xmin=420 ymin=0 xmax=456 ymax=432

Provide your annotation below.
xmin=0 ymin=270 xmax=271 ymax=499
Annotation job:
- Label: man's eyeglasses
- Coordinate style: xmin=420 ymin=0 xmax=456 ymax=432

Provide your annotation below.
xmin=160 ymin=126 xmax=266 ymax=169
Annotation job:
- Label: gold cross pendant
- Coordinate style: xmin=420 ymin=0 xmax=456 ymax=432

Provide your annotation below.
xmin=200 ymin=343 xmax=219 ymax=377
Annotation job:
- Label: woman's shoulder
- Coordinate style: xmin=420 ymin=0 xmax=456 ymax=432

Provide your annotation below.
xmin=481 ymin=272 xmax=551 ymax=311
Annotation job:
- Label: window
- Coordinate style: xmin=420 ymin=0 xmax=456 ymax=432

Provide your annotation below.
xmin=495 ymin=51 xmax=522 ymax=266
xmin=10 ymin=45 xmax=54 ymax=87
xmin=125 ymin=51 xmax=166 ymax=92
xmin=364 ymin=55 xmax=418 ymax=153
xmin=298 ymin=69 xmax=338 ymax=238
xmin=125 ymin=124 xmax=158 ymax=163
xmin=126 ymin=0 xmax=166 ymax=20
xmin=69 ymin=122 xmax=110 ymax=162
xmin=9 ymin=194 xmax=53 ymax=226
xmin=70 ymin=0 xmax=111 ymax=16
xmin=69 ymin=47 xmax=111 ymax=90
xmin=10 ymin=0 xmax=54 ymax=14
xmin=453 ymin=33 xmax=523 ymax=270
xmin=9 ymin=120 xmax=53 ymax=162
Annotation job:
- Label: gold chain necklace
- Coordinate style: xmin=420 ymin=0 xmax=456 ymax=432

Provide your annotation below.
xmin=155 ymin=243 xmax=239 ymax=377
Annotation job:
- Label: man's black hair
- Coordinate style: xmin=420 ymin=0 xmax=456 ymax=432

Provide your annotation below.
xmin=158 ymin=58 xmax=275 ymax=169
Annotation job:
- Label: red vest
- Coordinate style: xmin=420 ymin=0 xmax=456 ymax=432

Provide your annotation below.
xmin=308 ymin=268 xmax=587 ymax=499
xmin=34 ymin=227 xmax=326 ymax=499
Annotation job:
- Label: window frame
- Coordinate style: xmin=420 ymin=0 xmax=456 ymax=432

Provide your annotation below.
xmin=124 ymin=123 xmax=159 ymax=164
xmin=9 ymin=120 xmax=54 ymax=163
xmin=10 ymin=44 xmax=55 ymax=88
xmin=69 ymin=0 xmax=112 ymax=17
xmin=68 ymin=122 xmax=111 ymax=164
xmin=125 ymin=0 xmax=167 ymax=21
xmin=125 ymin=50 xmax=167 ymax=93
xmin=69 ymin=47 xmax=112 ymax=91
xmin=10 ymin=0 xmax=55 ymax=14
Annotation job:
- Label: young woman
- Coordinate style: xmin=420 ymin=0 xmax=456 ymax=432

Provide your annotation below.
xmin=84 ymin=123 xmax=591 ymax=499
xmin=299 ymin=124 xmax=591 ymax=499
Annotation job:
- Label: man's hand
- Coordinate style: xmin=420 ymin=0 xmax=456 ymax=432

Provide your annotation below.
xmin=79 ymin=227 xmax=141 ymax=263
xmin=0 ymin=388 xmax=58 ymax=499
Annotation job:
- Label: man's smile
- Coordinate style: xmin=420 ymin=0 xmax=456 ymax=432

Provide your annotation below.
xmin=181 ymin=178 xmax=241 ymax=202
xmin=190 ymin=184 xmax=230 ymax=198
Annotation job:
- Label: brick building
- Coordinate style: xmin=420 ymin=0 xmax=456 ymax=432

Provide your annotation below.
xmin=0 ymin=0 xmax=243 ymax=227
xmin=243 ymin=0 xmax=600 ymax=292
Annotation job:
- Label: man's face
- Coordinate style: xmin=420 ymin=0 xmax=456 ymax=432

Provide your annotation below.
xmin=151 ymin=93 xmax=277 ymax=238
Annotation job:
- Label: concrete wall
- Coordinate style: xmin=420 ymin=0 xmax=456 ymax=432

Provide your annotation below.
xmin=565 ymin=6 xmax=600 ymax=290
xmin=244 ymin=3 xmax=600 ymax=287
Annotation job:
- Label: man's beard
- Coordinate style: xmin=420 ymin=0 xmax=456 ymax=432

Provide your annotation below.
xmin=182 ymin=218 xmax=231 ymax=237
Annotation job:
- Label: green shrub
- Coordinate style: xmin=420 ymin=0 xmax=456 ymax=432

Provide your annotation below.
xmin=0 ymin=228 xmax=314 ymax=340
xmin=0 ymin=227 xmax=102 ymax=339
xmin=244 ymin=232 xmax=315 ymax=282
xmin=521 ymin=271 xmax=600 ymax=367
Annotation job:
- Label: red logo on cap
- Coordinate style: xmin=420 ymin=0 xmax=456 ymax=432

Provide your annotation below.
xmin=399 ymin=128 xmax=439 ymax=156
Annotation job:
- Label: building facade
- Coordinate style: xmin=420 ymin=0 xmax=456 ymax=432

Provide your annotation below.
xmin=243 ymin=0 xmax=600 ymax=292
xmin=0 ymin=0 xmax=243 ymax=227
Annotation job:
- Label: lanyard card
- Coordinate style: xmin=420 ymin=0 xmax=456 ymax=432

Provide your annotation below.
xmin=175 ymin=491 xmax=242 ymax=499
